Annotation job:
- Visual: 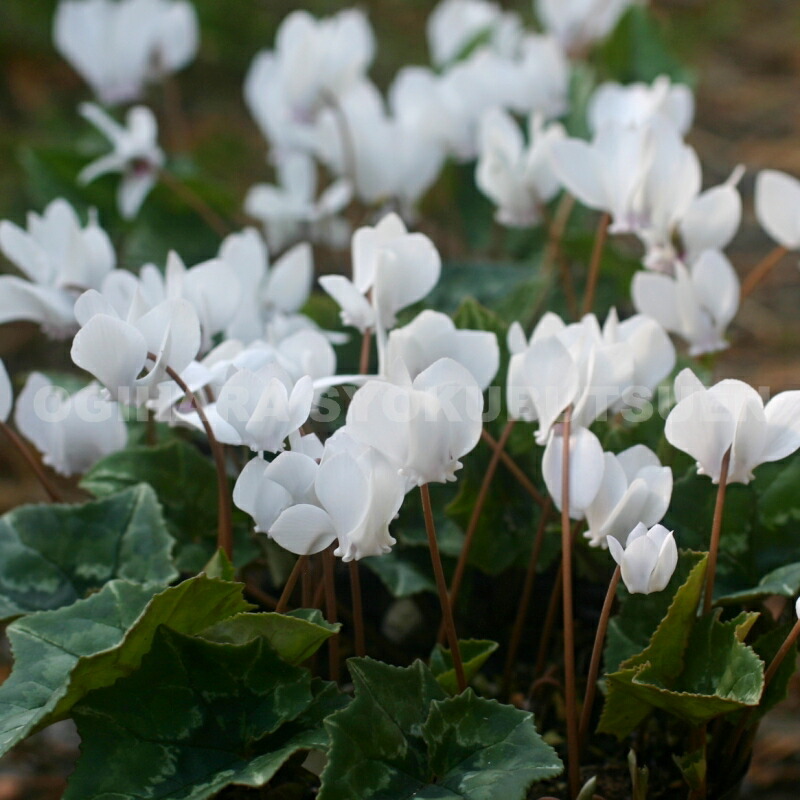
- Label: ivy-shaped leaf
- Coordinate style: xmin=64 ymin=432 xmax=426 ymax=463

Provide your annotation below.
xmin=0 ymin=484 xmax=175 ymax=621
xmin=717 ymin=562 xmax=800 ymax=606
xmin=430 ymin=639 xmax=499 ymax=695
xmin=605 ymin=550 xmax=706 ymax=673
xmin=66 ymin=627 xmax=346 ymax=799
xmin=601 ymin=559 xmax=764 ymax=735
xmin=424 ymin=691 xmax=563 ymax=797
xmin=599 ymin=554 xmax=707 ymax=737
xmin=319 ymin=658 xmax=561 ymax=799
xmin=81 ymin=440 xmax=258 ymax=570
xmin=0 ymin=575 xmax=250 ymax=757
xmin=200 ymin=608 xmax=340 ymax=665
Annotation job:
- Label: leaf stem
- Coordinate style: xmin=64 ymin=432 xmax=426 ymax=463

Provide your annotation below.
xmin=276 ymin=555 xmax=308 ymax=613
xmin=582 ymin=212 xmax=610 ymax=316
xmin=740 ymin=245 xmax=789 ymax=299
xmin=579 ymin=565 xmax=621 ymax=751
xmin=323 ymin=547 xmax=340 ymax=683
xmin=421 ymin=483 xmax=467 ymax=693
xmin=438 ymin=419 xmax=516 ymax=644
xmin=560 ymin=408 xmax=580 ymax=799
xmin=502 ymin=498 xmax=553 ymax=697
xmin=161 ymin=359 xmax=233 ymax=561
xmin=704 ymin=448 xmax=731 ymax=615
xmin=0 ymin=421 xmax=64 ymax=503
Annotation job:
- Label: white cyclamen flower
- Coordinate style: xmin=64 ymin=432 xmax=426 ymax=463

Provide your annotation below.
xmin=476 ymin=109 xmax=565 ymax=227
xmin=244 ymin=9 xmax=374 ymax=153
xmin=78 ymin=103 xmax=164 ymax=219
xmin=584 ymin=445 xmax=672 ymax=547
xmin=665 ymin=368 xmax=800 ymax=485
xmin=608 ymin=523 xmax=678 ymax=595
xmin=276 ymin=432 xmax=406 ymax=561
xmin=71 ymin=289 xmax=201 ymax=404
xmin=346 ymin=357 xmax=484 ymax=488
xmin=426 ymin=0 xmax=522 ymax=68
xmin=219 ymin=228 xmax=314 ymax=344
xmin=319 ymin=213 xmax=441 ymax=371
xmin=632 ymin=249 xmax=740 ymax=356
xmin=315 ymin=79 xmax=446 ymax=211
xmin=550 ymin=122 xmax=652 ymax=235
xmin=54 ymin=0 xmax=199 ymax=105
xmin=214 ymin=363 xmax=313 ymax=453
xmin=755 ymin=169 xmax=800 ymax=251
xmin=14 ymin=373 xmax=127 ymax=476
xmin=506 ymin=311 xmax=642 ymax=444
xmin=535 ymin=0 xmax=634 ymax=55
xmin=588 ymin=76 xmax=694 ymax=136
xmin=541 ymin=426 xmax=605 ymax=519
xmin=0 ymin=199 xmax=115 ymax=336
xmin=386 ymin=310 xmax=499 ymax=391
xmin=244 ymin=153 xmax=351 ymax=253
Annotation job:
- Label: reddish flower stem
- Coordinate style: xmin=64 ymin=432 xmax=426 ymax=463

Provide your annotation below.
xmin=276 ymin=555 xmax=308 ymax=613
xmin=421 ymin=483 xmax=467 ymax=692
xmin=740 ymin=245 xmax=789 ymax=299
xmin=0 ymin=421 xmax=64 ymax=503
xmin=582 ymin=212 xmax=610 ymax=316
xmin=323 ymin=547 xmax=340 ymax=683
xmin=704 ymin=448 xmax=731 ymax=615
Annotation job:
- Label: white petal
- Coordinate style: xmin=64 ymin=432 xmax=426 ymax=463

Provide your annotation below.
xmin=648 ymin=530 xmax=678 ymax=593
xmin=267 ymin=242 xmax=313 ymax=313
xmin=269 ymin=504 xmax=337 ymax=555
xmin=542 ymin=427 xmax=605 ymax=519
xmin=681 ymin=184 xmax=742 ymax=261
xmin=71 ymin=315 xmax=147 ymax=400
xmin=755 ymin=170 xmax=800 ymax=250
xmin=549 ymin=138 xmax=608 ymax=211
xmin=0 ymin=360 xmax=11 ymax=422
xmin=631 ymin=271 xmax=681 ymax=335
xmin=762 ymin=391 xmax=800 ymax=464
xmin=318 ymin=274 xmax=375 ymax=331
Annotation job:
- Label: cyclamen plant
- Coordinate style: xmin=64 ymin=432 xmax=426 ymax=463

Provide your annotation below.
xmin=0 ymin=2 xmax=799 ymax=799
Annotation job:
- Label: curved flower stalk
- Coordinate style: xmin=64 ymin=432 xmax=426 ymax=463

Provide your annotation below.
xmin=78 ymin=103 xmax=164 ymax=220
xmin=319 ymin=213 xmax=441 ymax=373
xmin=584 ymin=445 xmax=672 ymax=547
xmin=71 ymin=289 xmax=201 ymax=404
xmin=219 ymin=229 xmax=314 ymax=343
xmin=426 ymin=0 xmax=522 ymax=68
xmin=607 ymin=523 xmax=678 ymax=594
xmin=244 ymin=154 xmax=352 ymax=253
xmin=346 ymin=357 xmax=484 ymax=490
xmin=214 ymin=363 xmax=313 ymax=453
xmin=0 ymin=199 xmax=115 ymax=336
xmin=476 ymin=109 xmax=565 ymax=227
xmin=244 ymin=9 xmax=375 ymax=154
xmin=541 ymin=425 xmax=605 ymax=519
xmin=506 ymin=309 xmax=674 ymax=444
xmin=54 ymin=0 xmax=199 ymax=105
xmin=386 ymin=310 xmax=499 ymax=390
xmin=665 ymin=368 xmax=800 ymax=485
xmin=632 ymin=250 xmax=740 ymax=356
xmin=14 ymin=373 xmax=127 ymax=476
xmin=588 ymin=76 xmax=694 ymax=136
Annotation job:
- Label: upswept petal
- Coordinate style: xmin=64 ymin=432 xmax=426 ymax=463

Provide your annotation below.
xmin=755 ymin=170 xmax=800 ymax=250
xmin=680 ymin=183 xmax=742 ymax=261
xmin=631 ymin=271 xmax=681 ymax=335
xmin=762 ymin=391 xmax=800 ymax=463
xmin=318 ymin=274 xmax=375 ymax=331
xmin=0 ymin=277 xmax=77 ymax=332
xmin=549 ymin=138 xmax=608 ymax=211
xmin=266 ymin=242 xmax=313 ymax=313
xmin=542 ymin=427 xmax=605 ymax=519
xmin=71 ymin=314 xmax=147 ymax=399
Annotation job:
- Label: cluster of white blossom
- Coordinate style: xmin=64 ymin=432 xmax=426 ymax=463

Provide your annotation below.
xmin=1 ymin=0 xmax=799 ymax=597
